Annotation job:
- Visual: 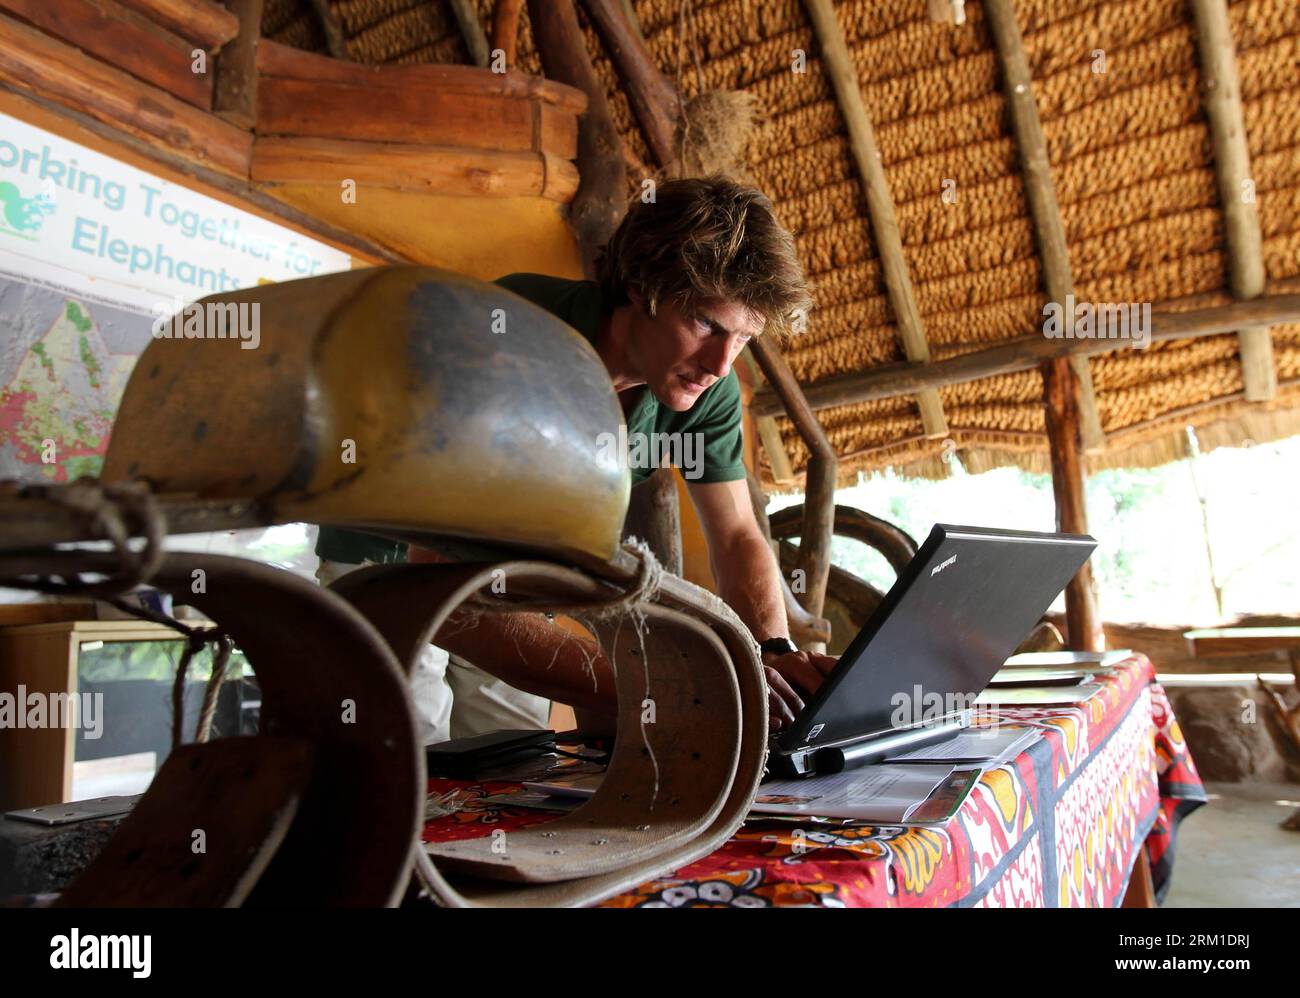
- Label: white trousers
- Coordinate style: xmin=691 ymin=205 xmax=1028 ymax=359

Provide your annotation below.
xmin=315 ymin=559 xmax=551 ymax=745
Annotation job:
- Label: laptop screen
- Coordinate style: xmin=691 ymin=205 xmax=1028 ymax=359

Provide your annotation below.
xmin=776 ymin=523 xmax=1096 ymax=753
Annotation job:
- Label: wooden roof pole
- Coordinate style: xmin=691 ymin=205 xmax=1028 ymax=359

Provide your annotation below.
xmin=984 ymin=0 xmax=1102 ymax=651
xmin=581 ymin=0 xmax=680 ymax=167
xmin=1190 ymin=0 xmax=1276 ymax=401
xmin=803 ymin=0 xmax=948 ymax=441
xmin=492 ymin=0 xmax=525 ymax=67
xmin=981 ymin=0 xmax=1105 ymax=457
xmin=751 ymin=290 xmax=1300 ymax=415
xmin=449 ymin=0 xmax=491 ymax=67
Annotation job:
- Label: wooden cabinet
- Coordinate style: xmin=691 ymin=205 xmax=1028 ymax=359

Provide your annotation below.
xmin=0 ymin=620 xmax=214 ymax=811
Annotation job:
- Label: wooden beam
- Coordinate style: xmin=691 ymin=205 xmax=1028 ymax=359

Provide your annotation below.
xmin=0 ymin=84 xmax=406 ymax=264
xmin=0 ymin=0 xmax=214 ymax=110
xmin=752 ymin=269 xmax=1300 ymax=417
xmin=116 ymin=0 xmax=238 ymax=51
xmin=1042 ymin=356 xmax=1104 ymax=651
xmin=252 ymin=137 xmax=579 ymax=202
xmin=449 ymin=0 xmax=490 ymax=67
xmin=255 ymin=40 xmax=587 ymax=112
xmin=750 ymin=335 xmax=836 ymax=627
xmin=213 ymin=0 xmax=261 ymax=129
xmin=803 ymin=0 xmax=948 ymax=440
xmin=0 ymin=11 xmax=249 ymax=177
xmin=257 ymin=77 xmax=577 ymax=158
xmin=580 ymin=0 xmax=680 ymax=167
xmin=1190 ymin=0 xmax=1276 ymax=402
xmin=983 ymin=0 xmax=1105 ymax=452
xmin=527 ymin=0 xmax=626 ymax=278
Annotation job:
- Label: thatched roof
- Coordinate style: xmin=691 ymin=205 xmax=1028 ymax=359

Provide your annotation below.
xmin=262 ymin=0 xmax=1300 ymax=486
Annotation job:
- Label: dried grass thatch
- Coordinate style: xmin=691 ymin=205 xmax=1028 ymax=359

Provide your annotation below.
xmin=264 ymin=0 xmax=1300 ymax=485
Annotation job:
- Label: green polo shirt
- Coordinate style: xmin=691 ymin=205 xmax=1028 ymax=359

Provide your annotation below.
xmin=316 ymin=272 xmax=746 ymax=566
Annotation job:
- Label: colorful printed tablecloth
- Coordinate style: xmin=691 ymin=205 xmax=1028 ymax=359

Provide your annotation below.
xmin=421 ymin=654 xmax=1205 ymax=907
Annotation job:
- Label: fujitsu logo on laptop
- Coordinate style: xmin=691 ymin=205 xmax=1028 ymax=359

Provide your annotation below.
xmin=931 ymin=554 xmax=957 ymax=576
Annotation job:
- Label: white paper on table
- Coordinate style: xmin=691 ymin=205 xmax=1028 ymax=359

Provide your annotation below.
xmin=975 ymin=683 xmax=1103 ymax=706
xmin=1003 ymin=649 xmax=1133 ymax=669
xmin=751 ymin=763 xmax=955 ymax=821
xmin=885 ymin=725 xmax=1037 ymax=764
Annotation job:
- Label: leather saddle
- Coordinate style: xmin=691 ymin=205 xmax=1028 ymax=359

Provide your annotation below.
xmin=0 ymin=267 xmax=767 ymax=907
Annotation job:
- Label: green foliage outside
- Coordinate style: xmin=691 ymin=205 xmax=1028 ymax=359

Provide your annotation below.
xmin=768 ymin=434 xmax=1300 ymax=626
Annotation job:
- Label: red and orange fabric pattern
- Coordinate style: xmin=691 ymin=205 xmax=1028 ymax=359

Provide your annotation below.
xmin=421 ymin=654 xmax=1204 ymax=907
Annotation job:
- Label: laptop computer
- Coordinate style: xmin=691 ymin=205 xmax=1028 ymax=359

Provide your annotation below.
xmin=767 ymin=523 xmax=1096 ymax=778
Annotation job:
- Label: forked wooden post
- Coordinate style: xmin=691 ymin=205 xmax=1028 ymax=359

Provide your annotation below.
xmin=1042 ymin=353 xmax=1105 ymax=651
xmin=740 ymin=349 xmax=796 ymax=486
xmin=750 ymin=335 xmax=836 ymax=627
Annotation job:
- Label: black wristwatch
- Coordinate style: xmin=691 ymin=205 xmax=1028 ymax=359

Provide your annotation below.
xmin=759 ymin=636 xmax=798 ymax=658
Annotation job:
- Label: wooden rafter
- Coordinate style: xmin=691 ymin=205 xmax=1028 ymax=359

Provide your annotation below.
xmin=1190 ymin=0 xmax=1277 ymax=402
xmin=581 ymin=0 xmax=679 ymax=168
xmin=751 ymin=290 xmax=1300 ymax=416
xmin=803 ymin=0 xmax=948 ymax=440
xmin=982 ymin=0 xmax=1105 ymax=453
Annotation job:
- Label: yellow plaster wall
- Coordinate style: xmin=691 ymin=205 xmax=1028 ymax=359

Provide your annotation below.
xmin=261 ymin=185 xmax=586 ymax=281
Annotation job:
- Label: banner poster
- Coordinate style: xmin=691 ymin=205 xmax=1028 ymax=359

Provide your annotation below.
xmin=0 ymin=113 xmax=352 ymax=573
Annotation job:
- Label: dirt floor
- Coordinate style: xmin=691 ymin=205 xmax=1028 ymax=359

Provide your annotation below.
xmin=1163 ymin=781 xmax=1300 ymax=908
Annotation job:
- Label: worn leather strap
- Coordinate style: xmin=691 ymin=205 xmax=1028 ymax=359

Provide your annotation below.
xmin=331 ymin=559 xmax=768 ymax=907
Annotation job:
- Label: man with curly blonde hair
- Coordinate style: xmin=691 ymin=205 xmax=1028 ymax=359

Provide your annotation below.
xmin=318 ymin=176 xmax=833 ymax=735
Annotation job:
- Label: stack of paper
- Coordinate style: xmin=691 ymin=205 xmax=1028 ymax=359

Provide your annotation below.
xmin=751 ymin=764 xmax=957 ymax=823
xmin=975 ymin=683 xmax=1103 ymax=706
xmin=1002 ymin=649 xmax=1133 ymax=669
xmin=885 ymin=725 xmax=1037 ymax=765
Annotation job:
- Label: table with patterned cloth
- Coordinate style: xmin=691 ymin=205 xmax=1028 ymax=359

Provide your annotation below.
xmin=421 ymin=654 xmax=1206 ymax=908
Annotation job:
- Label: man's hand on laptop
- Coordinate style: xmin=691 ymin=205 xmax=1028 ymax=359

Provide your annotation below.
xmin=762 ymin=648 xmax=837 ymax=731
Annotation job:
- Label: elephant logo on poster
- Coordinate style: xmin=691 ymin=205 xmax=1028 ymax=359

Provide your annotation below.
xmin=0 ymin=181 xmax=55 ymax=235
